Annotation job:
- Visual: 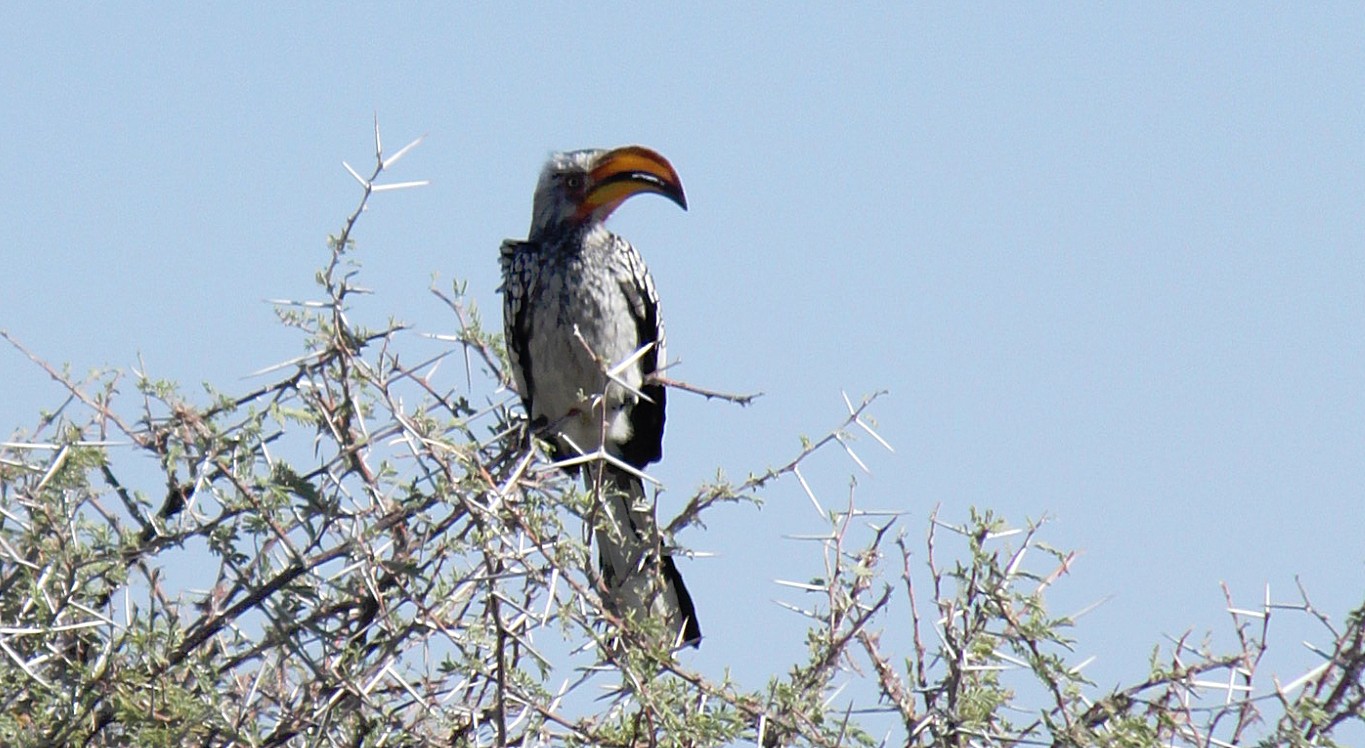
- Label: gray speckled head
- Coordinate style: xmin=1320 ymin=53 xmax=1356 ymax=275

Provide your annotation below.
xmin=528 ymin=149 xmax=604 ymax=240
xmin=527 ymin=146 xmax=686 ymax=242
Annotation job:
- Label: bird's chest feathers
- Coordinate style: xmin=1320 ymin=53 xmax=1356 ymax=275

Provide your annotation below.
xmin=525 ymin=254 xmax=642 ymax=413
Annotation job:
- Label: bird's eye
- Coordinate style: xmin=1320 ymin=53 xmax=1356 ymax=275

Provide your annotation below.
xmin=564 ymin=173 xmax=585 ymax=191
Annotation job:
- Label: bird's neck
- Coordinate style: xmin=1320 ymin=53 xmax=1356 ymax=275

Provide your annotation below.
xmin=529 ymin=221 xmax=610 ymax=253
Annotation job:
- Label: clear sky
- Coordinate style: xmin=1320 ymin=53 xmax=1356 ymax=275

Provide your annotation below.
xmin=3 ymin=3 xmax=1362 ymax=728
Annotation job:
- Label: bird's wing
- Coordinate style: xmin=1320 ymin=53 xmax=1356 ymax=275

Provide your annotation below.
xmin=614 ymin=238 xmax=666 ymax=468
xmin=499 ymin=240 xmax=536 ymax=412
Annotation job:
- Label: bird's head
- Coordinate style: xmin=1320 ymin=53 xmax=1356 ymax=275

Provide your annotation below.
xmin=528 ymin=146 xmax=687 ymax=241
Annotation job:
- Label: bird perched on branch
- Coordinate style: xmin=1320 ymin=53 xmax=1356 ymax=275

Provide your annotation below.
xmin=500 ymin=146 xmax=700 ymax=648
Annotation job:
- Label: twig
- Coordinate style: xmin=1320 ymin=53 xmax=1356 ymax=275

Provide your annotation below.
xmin=651 ymin=374 xmax=761 ymax=406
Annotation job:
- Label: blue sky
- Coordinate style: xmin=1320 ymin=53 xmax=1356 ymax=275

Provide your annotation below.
xmin=3 ymin=4 xmax=1363 ymax=726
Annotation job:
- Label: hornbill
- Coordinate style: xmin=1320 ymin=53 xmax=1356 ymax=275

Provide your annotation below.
xmin=499 ymin=146 xmax=700 ymax=648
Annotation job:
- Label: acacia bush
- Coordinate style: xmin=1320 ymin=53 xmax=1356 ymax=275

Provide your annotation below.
xmin=1 ymin=130 xmax=1361 ymax=747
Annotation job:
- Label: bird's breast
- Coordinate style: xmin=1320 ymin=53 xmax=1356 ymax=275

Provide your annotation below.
xmin=536 ymin=256 xmax=638 ymax=360
xmin=523 ymin=254 xmax=643 ymax=432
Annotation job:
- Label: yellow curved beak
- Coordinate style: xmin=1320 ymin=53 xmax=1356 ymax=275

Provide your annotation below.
xmin=576 ymin=146 xmax=687 ymax=223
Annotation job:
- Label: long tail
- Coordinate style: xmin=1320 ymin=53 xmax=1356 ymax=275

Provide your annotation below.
xmin=594 ymin=466 xmax=701 ymax=648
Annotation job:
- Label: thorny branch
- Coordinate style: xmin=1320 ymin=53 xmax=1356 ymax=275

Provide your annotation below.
xmin=2 ymin=127 xmax=1363 ymax=748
